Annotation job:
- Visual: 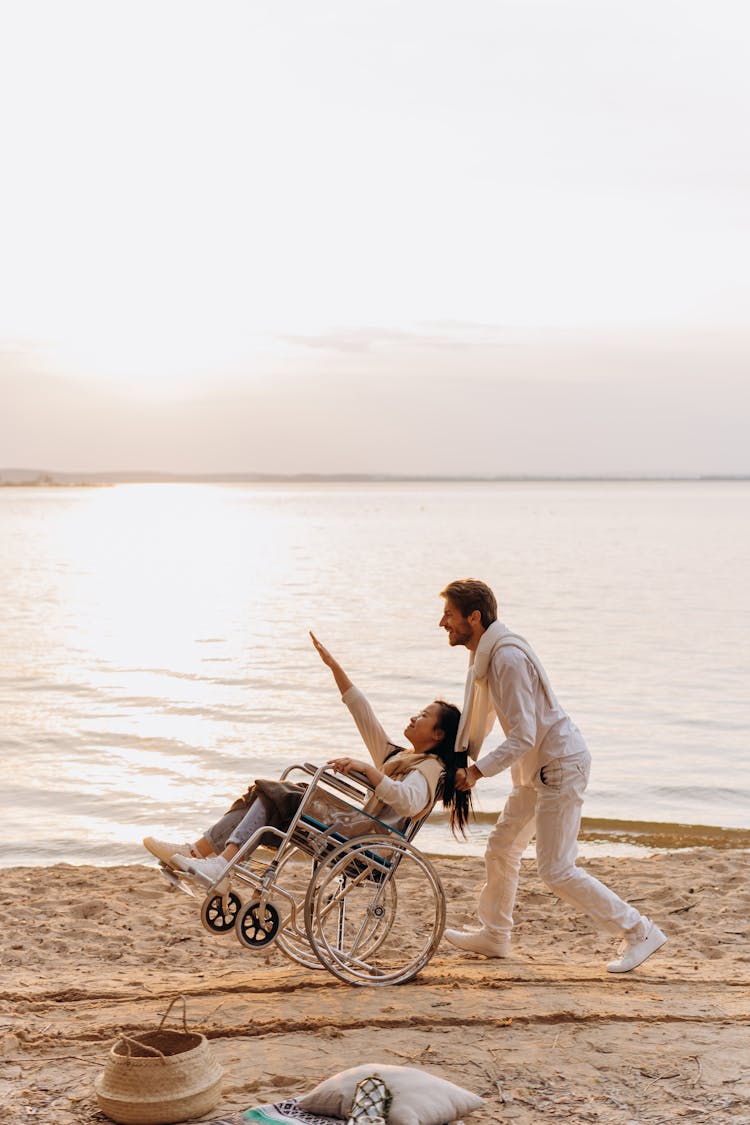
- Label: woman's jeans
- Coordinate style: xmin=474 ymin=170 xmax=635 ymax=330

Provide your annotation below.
xmin=203 ymin=795 xmax=275 ymax=854
xmin=478 ymin=752 xmax=642 ymax=940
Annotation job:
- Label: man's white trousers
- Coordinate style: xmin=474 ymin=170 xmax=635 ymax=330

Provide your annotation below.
xmin=478 ymin=752 xmax=643 ymax=940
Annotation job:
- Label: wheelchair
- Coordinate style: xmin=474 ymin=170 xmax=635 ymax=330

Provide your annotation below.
xmin=157 ymin=763 xmax=447 ymax=986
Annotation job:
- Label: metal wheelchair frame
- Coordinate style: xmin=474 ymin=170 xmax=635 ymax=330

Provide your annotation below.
xmin=158 ymin=762 xmax=446 ymax=986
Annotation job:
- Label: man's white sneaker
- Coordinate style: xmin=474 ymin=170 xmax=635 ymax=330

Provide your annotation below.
xmin=444 ymin=927 xmax=511 ymax=958
xmin=174 ymin=854 xmax=230 ymax=893
xmin=606 ymin=919 xmax=667 ymax=973
xmin=143 ymin=837 xmax=196 ymax=867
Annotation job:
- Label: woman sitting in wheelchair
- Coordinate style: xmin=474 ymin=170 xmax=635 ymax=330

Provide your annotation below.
xmin=143 ymin=632 xmax=471 ymax=887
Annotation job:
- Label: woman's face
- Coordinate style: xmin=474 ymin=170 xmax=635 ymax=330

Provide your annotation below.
xmin=404 ymin=702 xmax=444 ymax=750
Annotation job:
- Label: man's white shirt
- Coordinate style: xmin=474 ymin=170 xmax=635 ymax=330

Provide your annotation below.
xmin=475 ymin=643 xmax=588 ymax=785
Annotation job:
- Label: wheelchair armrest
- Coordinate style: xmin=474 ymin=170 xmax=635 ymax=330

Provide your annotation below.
xmin=346 ymin=768 xmax=376 ymax=792
xmin=291 ymin=762 xmax=374 ymax=800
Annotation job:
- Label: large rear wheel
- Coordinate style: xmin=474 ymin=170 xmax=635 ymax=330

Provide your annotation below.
xmin=272 ymin=846 xmax=325 ymax=970
xmin=304 ymin=834 xmax=445 ymax=986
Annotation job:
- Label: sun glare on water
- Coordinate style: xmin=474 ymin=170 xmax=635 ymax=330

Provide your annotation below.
xmin=35 ymin=486 xmax=301 ymax=788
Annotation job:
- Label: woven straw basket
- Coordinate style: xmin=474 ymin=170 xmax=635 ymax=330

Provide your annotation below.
xmin=95 ymin=997 xmax=223 ymax=1125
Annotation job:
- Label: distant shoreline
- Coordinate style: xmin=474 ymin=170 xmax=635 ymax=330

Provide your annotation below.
xmin=4 ymin=816 xmax=748 ymax=869
xmin=428 ymin=813 xmax=750 ymax=853
xmin=2 ymin=470 xmax=748 ymax=486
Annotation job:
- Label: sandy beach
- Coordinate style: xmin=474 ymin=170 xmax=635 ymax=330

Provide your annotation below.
xmin=1 ymin=848 xmax=749 ymax=1125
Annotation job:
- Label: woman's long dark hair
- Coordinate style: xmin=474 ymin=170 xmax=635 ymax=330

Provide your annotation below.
xmin=430 ymin=700 xmax=473 ymax=837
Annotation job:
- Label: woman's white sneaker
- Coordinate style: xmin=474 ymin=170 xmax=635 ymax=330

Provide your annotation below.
xmin=606 ymin=919 xmax=667 ymax=973
xmin=443 ymin=927 xmax=511 ymax=958
xmin=142 ymin=837 xmax=196 ymax=866
xmin=174 ymin=854 xmax=230 ymax=894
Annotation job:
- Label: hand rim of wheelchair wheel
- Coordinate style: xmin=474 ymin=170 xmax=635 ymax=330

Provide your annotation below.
xmin=200 ymin=890 xmax=242 ymax=935
xmin=271 ymin=846 xmax=327 ymax=970
xmin=303 ymin=832 xmax=445 ymax=987
xmin=236 ymin=898 xmax=281 ymax=949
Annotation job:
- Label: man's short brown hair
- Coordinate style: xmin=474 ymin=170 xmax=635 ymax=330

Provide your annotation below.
xmin=440 ymin=579 xmax=498 ymax=628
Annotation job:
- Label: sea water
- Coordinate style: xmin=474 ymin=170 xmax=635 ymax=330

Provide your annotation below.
xmin=1 ymin=480 xmax=748 ymax=865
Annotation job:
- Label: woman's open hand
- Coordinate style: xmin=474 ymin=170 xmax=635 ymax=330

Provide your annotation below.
xmin=310 ymin=632 xmax=353 ymax=695
xmin=309 ymin=631 xmax=335 ymax=666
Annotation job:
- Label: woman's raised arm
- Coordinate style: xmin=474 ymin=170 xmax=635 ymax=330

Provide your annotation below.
xmin=309 ymin=632 xmax=353 ymax=696
xmin=310 ymin=632 xmax=392 ymax=766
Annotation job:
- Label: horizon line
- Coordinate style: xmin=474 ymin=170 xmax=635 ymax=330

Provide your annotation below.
xmin=2 ymin=468 xmax=749 ymax=485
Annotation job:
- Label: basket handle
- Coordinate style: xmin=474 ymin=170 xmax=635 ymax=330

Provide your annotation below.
xmin=119 ymin=1035 xmax=167 ymax=1061
xmin=157 ymin=994 xmax=189 ymax=1034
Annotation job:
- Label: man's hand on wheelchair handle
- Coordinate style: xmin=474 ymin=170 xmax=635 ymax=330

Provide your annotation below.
xmin=455 ymin=764 xmax=483 ymax=791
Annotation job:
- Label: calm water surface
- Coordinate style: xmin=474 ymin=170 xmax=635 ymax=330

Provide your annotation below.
xmin=1 ymin=481 xmax=748 ymax=865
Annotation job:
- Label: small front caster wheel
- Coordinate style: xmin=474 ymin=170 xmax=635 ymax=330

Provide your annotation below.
xmin=201 ymin=891 xmax=242 ymax=934
xmin=236 ymin=900 xmax=280 ymax=949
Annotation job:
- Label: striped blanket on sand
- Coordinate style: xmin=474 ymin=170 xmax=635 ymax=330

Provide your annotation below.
xmin=208 ymin=1101 xmax=341 ymax=1124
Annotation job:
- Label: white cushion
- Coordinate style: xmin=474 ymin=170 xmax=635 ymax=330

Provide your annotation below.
xmin=296 ymin=1063 xmax=484 ymax=1125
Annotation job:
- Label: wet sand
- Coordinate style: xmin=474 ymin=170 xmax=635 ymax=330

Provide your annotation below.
xmin=1 ymin=848 xmax=749 ymax=1124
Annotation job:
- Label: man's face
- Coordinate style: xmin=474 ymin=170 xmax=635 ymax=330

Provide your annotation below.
xmin=439 ymin=598 xmax=476 ymax=647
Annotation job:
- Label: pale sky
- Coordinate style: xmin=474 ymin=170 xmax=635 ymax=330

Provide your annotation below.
xmin=1 ymin=0 xmax=748 ymax=475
